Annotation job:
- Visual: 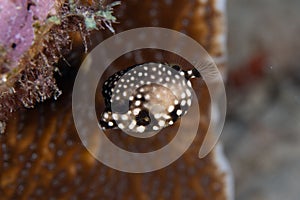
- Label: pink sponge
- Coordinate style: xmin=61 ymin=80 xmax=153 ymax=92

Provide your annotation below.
xmin=0 ymin=0 xmax=55 ymax=72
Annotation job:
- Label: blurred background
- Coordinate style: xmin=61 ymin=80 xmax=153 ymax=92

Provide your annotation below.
xmin=223 ymin=0 xmax=300 ymax=199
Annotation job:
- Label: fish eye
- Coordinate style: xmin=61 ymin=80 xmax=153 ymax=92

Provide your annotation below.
xmin=171 ymin=65 xmax=181 ymax=71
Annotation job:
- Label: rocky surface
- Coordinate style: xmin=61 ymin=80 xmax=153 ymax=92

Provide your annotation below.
xmin=0 ymin=0 xmax=119 ymax=128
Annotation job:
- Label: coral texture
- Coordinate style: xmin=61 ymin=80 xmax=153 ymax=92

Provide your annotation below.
xmin=1 ymin=83 xmax=229 ymax=199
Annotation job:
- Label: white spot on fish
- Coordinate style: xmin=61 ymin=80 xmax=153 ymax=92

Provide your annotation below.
xmin=176 ymin=109 xmax=183 ymax=116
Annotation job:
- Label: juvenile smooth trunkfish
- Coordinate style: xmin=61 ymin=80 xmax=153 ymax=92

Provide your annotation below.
xmin=99 ymin=62 xmax=201 ymax=134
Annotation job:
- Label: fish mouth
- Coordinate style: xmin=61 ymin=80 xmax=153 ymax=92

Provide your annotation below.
xmin=135 ymin=109 xmax=151 ymax=126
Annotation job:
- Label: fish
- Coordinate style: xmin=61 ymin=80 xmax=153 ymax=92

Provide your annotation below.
xmin=99 ymin=62 xmax=201 ymax=133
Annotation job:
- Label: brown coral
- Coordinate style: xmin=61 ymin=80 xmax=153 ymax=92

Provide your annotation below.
xmin=1 ymin=87 xmax=229 ymax=199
